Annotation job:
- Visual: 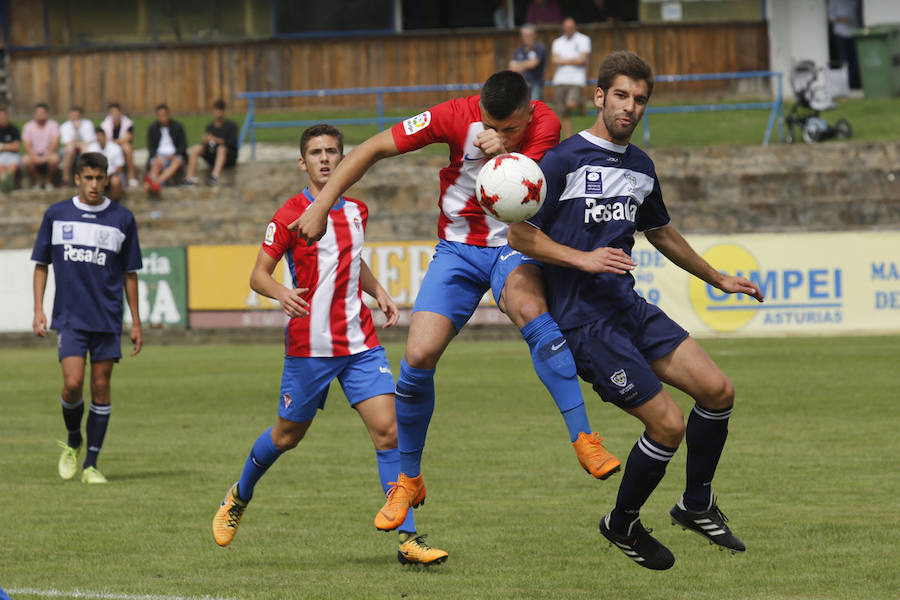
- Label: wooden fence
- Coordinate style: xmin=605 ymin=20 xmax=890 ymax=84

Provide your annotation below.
xmin=6 ymin=21 xmax=768 ymax=117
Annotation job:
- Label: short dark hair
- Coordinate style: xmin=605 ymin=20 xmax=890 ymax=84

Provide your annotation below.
xmin=95 ymin=127 xmax=105 ymax=135
xmin=76 ymin=152 xmax=109 ymax=175
xmin=155 ymin=103 xmax=169 ymax=112
xmin=480 ymin=71 xmax=530 ymax=120
xmin=107 ymin=102 xmax=121 ymax=110
xmin=596 ymin=51 xmax=654 ymax=97
xmin=300 ymin=124 xmax=344 ymax=158
xmin=70 ymin=105 xmax=83 ymax=114
xmin=34 ymin=102 xmax=49 ymax=111
xmin=213 ymin=99 xmax=226 ymax=110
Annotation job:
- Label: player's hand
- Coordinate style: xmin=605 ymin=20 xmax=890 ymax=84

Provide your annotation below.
xmin=375 ymin=290 xmax=399 ymax=329
xmin=578 ymin=247 xmax=637 ymax=274
xmin=130 ymin=323 xmax=143 ymax=356
xmin=474 ymin=129 xmax=508 ymax=157
xmin=278 ymin=287 xmax=310 ymax=318
xmin=289 ymin=202 xmax=329 ymax=243
xmin=717 ymin=274 xmax=765 ymax=303
xmin=33 ymin=310 xmax=47 ymax=337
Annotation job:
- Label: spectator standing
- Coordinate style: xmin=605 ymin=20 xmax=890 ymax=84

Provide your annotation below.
xmin=145 ymin=104 xmax=187 ymax=193
xmin=0 ymin=106 xmax=22 ymax=193
xmin=509 ymin=24 xmax=548 ymax=101
xmin=552 ymin=17 xmax=592 ymax=139
xmin=828 ymin=0 xmax=861 ymax=89
xmin=60 ymin=106 xmax=96 ymax=187
xmin=87 ymin=128 xmax=126 ymax=201
xmin=525 ymin=0 xmax=562 ymax=25
xmin=22 ymin=103 xmax=61 ymax=189
xmin=100 ymin=103 xmax=139 ymax=188
xmin=183 ymin=99 xmax=239 ymax=187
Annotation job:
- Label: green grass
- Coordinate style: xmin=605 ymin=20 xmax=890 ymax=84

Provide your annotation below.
xmin=2 ymin=335 xmax=899 ymax=599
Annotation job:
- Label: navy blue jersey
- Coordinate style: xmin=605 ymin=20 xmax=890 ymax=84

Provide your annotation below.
xmin=31 ymin=196 xmax=142 ymax=333
xmin=527 ymin=131 xmax=670 ymax=330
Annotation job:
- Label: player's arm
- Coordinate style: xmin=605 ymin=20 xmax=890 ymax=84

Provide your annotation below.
xmin=32 ymin=264 xmax=49 ymax=337
xmin=644 ymin=224 xmax=764 ymax=302
xmin=249 ymin=247 xmax=310 ymax=318
xmin=124 ymin=272 xmax=143 ymax=355
xmin=289 ymin=129 xmax=401 ymax=242
xmin=360 ymin=259 xmax=398 ymax=329
xmin=508 ymin=222 xmax=636 ymax=274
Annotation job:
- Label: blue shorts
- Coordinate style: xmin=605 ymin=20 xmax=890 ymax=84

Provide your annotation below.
xmin=412 ymin=240 xmax=539 ymax=332
xmin=57 ymin=329 xmax=121 ymax=363
xmin=563 ymin=297 xmax=689 ymax=409
xmin=278 ymin=346 xmax=395 ymax=423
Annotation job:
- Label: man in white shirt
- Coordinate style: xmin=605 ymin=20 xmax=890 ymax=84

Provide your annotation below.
xmin=60 ymin=106 xmax=96 ymax=187
xmin=551 ymin=17 xmax=591 ymax=139
xmin=87 ymin=128 xmax=126 ymax=200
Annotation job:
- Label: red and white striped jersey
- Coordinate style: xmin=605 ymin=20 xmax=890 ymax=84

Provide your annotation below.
xmin=391 ymin=95 xmax=560 ymax=247
xmin=262 ymin=189 xmax=379 ymax=357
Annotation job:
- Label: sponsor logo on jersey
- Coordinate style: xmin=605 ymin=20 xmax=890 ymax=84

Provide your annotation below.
xmin=63 ymin=244 xmax=107 ymax=265
xmin=585 ymin=170 xmax=603 ymax=195
xmin=403 ymin=111 xmax=432 ymax=135
xmin=62 ymin=224 xmax=74 ymax=240
xmin=81 ymin=213 xmax=97 ymax=219
xmin=379 ymin=365 xmax=392 ymax=374
xmin=282 ymin=392 xmax=292 ymax=409
xmin=499 ymin=250 xmax=520 ymax=261
xmin=584 ymin=197 xmax=637 ymax=224
xmin=265 ymin=222 xmax=276 ymax=245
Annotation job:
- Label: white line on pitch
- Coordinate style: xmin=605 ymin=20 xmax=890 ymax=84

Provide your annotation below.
xmin=7 ymin=589 xmax=240 ymax=600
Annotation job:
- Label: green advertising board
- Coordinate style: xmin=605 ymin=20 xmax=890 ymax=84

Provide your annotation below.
xmin=125 ymin=247 xmax=188 ymax=328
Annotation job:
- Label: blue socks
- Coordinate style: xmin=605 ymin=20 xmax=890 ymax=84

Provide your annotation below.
xmin=521 ymin=313 xmax=590 ymax=442
xmin=682 ymin=404 xmax=732 ymax=511
xmin=609 ymin=433 xmax=677 ymax=533
xmin=61 ymin=397 xmax=84 ymax=449
xmin=237 ymin=427 xmax=284 ymax=501
xmin=84 ymin=402 xmax=111 ymax=469
xmin=376 ymin=448 xmax=416 ymax=533
xmin=395 ymin=358 xmax=436 ymax=478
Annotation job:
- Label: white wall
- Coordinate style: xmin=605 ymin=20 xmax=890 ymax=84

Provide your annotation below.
xmin=0 ymin=250 xmax=54 ymax=333
xmin=766 ymin=0 xmax=830 ymax=99
xmin=863 ymin=0 xmax=900 ymax=26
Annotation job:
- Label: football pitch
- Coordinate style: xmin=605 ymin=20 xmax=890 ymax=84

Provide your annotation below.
xmin=2 ymin=335 xmax=898 ymax=600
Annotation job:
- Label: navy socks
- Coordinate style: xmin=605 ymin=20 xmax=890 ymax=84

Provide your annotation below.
xmin=61 ymin=397 xmax=84 ymax=449
xmin=84 ymin=402 xmax=111 ymax=469
xmin=682 ymin=404 xmax=732 ymax=511
xmin=608 ymin=433 xmax=677 ymax=533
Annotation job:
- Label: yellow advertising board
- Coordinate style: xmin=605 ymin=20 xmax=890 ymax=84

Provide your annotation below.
xmin=187 ymin=245 xmax=286 ymax=310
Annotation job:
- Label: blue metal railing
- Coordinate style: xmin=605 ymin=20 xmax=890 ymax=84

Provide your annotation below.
xmin=237 ymin=71 xmax=784 ymax=159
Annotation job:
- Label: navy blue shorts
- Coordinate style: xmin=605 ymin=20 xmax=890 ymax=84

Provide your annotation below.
xmin=563 ymin=297 xmax=689 ymax=409
xmin=278 ymin=346 xmax=395 ymax=423
xmin=57 ymin=329 xmax=121 ymax=362
xmin=412 ymin=240 xmax=539 ymax=332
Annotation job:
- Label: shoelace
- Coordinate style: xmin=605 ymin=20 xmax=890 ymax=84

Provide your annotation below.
xmin=226 ymin=502 xmax=246 ymax=528
xmin=408 ymin=535 xmax=432 ymax=550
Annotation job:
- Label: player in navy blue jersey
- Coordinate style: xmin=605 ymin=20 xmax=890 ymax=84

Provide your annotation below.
xmin=509 ymin=51 xmax=764 ymax=570
xmin=32 ymin=152 xmax=143 ymax=484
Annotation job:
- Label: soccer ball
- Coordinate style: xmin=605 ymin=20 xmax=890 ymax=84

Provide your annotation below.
xmin=474 ymin=153 xmax=546 ymax=223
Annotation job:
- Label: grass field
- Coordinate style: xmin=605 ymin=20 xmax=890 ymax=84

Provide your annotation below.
xmin=2 ymin=335 xmax=898 ymax=599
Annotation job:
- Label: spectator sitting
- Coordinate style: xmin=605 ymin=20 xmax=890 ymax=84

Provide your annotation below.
xmin=183 ymin=99 xmax=239 ymax=187
xmin=509 ymin=24 xmax=548 ymax=101
xmin=0 ymin=106 xmax=22 ymax=193
xmin=551 ymin=17 xmax=592 ymax=139
xmin=145 ymin=103 xmax=187 ymax=194
xmin=101 ymin=102 xmax=139 ymax=188
xmin=87 ymin=128 xmax=126 ymax=201
xmin=60 ymin=106 xmax=96 ymax=187
xmin=525 ymin=0 xmax=562 ymax=25
xmin=21 ymin=102 xmax=61 ymax=190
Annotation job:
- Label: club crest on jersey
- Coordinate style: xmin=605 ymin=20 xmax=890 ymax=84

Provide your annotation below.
xmin=265 ymin=222 xmax=276 ymax=245
xmin=353 ymin=216 xmax=362 ymax=231
xmin=610 ymin=369 xmax=628 ymax=387
xmin=96 ymin=229 xmax=110 ymax=244
xmin=403 ymin=111 xmax=431 ymax=135
xmin=62 ymin=224 xmax=74 ymax=240
xmin=624 ymin=173 xmax=637 ymax=193
xmin=282 ymin=393 xmax=292 ymax=409
xmin=585 ymin=170 xmax=603 ymax=195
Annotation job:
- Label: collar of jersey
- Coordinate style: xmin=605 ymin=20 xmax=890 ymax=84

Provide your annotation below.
xmin=302 ymin=187 xmax=344 ymax=210
xmin=578 ymin=130 xmax=628 ymax=154
xmin=71 ymin=196 xmax=111 ymax=212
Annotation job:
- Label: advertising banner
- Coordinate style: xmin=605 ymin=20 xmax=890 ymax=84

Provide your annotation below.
xmin=125 ymin=247 xmax=188 ymax=328
xmin=187 ymin=244 xmax=288 ymax=311
xmin=0 ymin=249 xmax=54 ymax=333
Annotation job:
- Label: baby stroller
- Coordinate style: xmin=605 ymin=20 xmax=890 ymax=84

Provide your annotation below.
xmin=784 ymin=60 xmax=852 ymax=144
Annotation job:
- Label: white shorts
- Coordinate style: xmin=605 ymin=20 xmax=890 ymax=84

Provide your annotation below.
xmin=0 ymin=152 xmax=21 ymax=167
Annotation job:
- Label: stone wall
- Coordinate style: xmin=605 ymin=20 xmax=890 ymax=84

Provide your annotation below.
xmin=2 ymin=142 xmax=899 ymax=250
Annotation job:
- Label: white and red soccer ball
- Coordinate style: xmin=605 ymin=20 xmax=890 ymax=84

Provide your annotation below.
xmin=475 ymin=152 xmax=546 ymax=223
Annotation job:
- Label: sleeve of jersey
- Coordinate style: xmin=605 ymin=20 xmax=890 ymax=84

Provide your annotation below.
xmin=526 ymin=152 xmax=565 ymax=231
xmin=391 ymin=100 xmax=452 ymax=154
xmin=261 ymin=208 xmax=295 ymax=261
xmin=636 ymin=175 xmax=671 ymax=232
xmin=30 ymin=212 xmax=53 ymax=264
xmin=122 ymin=216 xmax=144 ymax=272
xmin=519 ymin=103 xmax=561 ymax=163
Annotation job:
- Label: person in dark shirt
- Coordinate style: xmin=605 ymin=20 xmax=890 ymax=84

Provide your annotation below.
xmin=509 ymin=24 xmax=548 ymax=101
xmin=144 ymin=103 xmax=188 ymax=194
xmin=183 ymin=99 xmax=239 ymax=187
xmin=0 ymin=106 xmax=22 ymax=192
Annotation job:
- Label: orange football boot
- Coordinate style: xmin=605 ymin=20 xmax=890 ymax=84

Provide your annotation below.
xmin=573 ymin=432 xmax=621 ymax=480
xmin=212 ymin=483 xmax=248 ymax=547
xmin=374 ymin=473 xmax=426 ymax=531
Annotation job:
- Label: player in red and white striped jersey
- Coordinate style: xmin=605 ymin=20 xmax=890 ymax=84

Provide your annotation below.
xmin=212 ymin=125 xmax=447 ymax=566
xmin=291 ymin=72 xmax=621 ymax=536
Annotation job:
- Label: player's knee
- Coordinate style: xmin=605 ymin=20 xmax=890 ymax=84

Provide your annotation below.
xmin=651 ymin=412 xmax=686 ymax=447
xmin=403 ymin=345 xmax=439 ymax=370
xmin=698 ymin=375 xmax=735 ymax=410
xmin=272 ymin=428 xmax=304 ymax=451
xmin=371 ymin=422 xmax=398 ymax=450
xmin=62 ymin=375 xmax=84 ymax=396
